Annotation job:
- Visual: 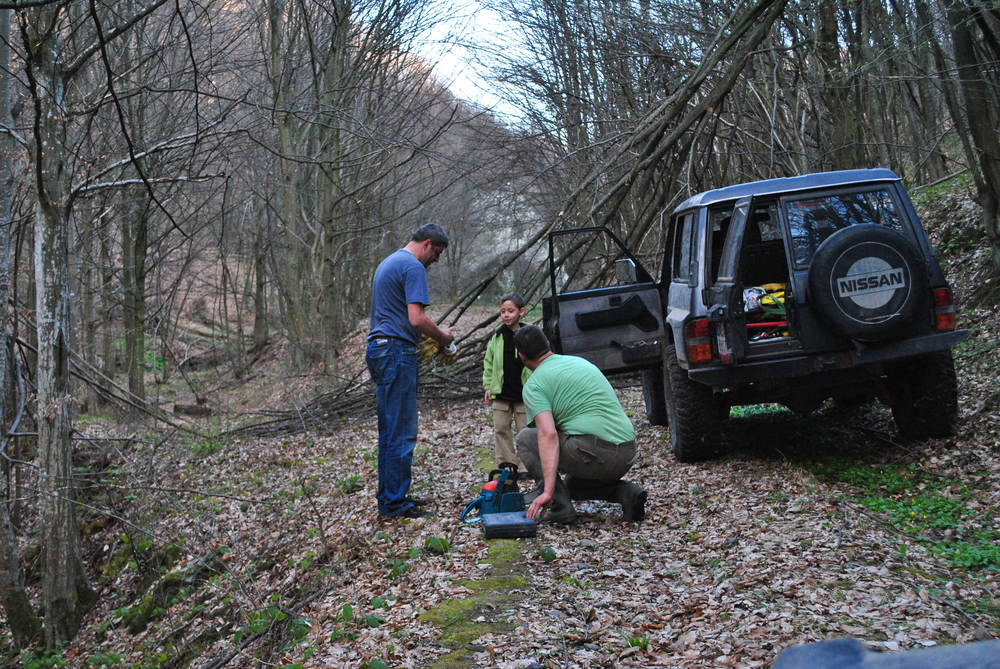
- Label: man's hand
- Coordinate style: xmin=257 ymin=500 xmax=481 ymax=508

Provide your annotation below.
xmin=484 ymin=390 xmax=492 ymax=403
xmin=525 ymin=410 xmax=560 ymax=521
xmin=526 ymin=489 xmax=553 ymax=520
xmin=436 ymin=327 xmax=455 ymax=349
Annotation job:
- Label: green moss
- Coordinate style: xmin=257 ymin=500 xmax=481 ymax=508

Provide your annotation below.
xmin=475 ymin=452 xmax=496 ymax=473
xmin=454 ymin=575 xmax=530 ymax=592
xmin=123 ymin=551 xmax=224 ymax=634
xmin=423 ymin=650 xmax=481 ymax=669
xmin=419 ymin=572 xmax=530 ymax=643
xmin=418 ymin=449 xmax=536 ymax=668
xmin=419 ymin=598 xmax=482 ymax=631
xmin=483 ymin=540 xmax=526 ymax=574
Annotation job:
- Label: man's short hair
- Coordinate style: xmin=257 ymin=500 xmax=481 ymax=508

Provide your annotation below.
xmin=500 ymin=293 xmax=525 ymax=309
xmin=513 ymin=325 xmax=550 ymax=361
xmin=412 ymin=223 xmax=449 ymax=247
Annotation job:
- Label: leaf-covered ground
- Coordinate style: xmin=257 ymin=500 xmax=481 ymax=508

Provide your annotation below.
xmin=60 ymin=308 xmax=999 ymax=668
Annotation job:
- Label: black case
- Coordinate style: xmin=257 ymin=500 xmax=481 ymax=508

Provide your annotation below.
xmin=481 ymin=511 xmax=537 ymax=539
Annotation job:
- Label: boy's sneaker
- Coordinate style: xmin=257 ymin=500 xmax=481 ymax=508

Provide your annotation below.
xmin=406 ymin=496 xmax=431 ymax=507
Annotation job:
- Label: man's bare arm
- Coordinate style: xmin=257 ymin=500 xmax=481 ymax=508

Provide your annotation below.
xmin=408 ymin=303 xmax=454 ymax=347
xmin=526 ymin=410 xmax=559 ymax=520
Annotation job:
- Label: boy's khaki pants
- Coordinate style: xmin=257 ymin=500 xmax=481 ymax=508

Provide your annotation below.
xmin=493 ymin=400 xmax=527 ymax=470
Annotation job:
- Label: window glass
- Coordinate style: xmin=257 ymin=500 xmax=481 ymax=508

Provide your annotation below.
xmin=749 ymin=204 xmax=781 ymax=242
xmin=550 ymin=229 xmax=653 ymax=293
xmin=785 ymin=189 xmax=902 ymax=267
xmin=671 ymin=213 xmax=694 ymax=282
xmin=708 ymin=208 xmax=732 ymax=280
xmin=717 ymin=199 xmax=749 ymax=282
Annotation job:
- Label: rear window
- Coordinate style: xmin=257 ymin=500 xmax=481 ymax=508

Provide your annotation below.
xmin=785 ymin=189 xmax=903 ymax=267
xmin=671 ymin=212 xmax=695 ymax=282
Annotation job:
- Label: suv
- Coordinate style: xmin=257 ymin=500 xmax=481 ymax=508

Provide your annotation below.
xmin=542 ymin=169 xmax=967 ymax=462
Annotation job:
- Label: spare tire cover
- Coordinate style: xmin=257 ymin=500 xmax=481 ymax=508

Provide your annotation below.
xmin=807 ymin=225 xmax=929 ymax=341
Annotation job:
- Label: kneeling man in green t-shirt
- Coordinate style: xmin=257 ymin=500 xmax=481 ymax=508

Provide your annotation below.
xmin=513 ymin=325 xmax=647 ymax=524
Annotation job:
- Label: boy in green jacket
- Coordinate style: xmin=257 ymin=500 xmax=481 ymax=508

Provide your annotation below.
xmin=483 ymin=294 xmax=532 ymax=474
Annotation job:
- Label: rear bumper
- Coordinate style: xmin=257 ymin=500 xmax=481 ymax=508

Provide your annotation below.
xmin=687 ymin=330 xmax=968 ymax=387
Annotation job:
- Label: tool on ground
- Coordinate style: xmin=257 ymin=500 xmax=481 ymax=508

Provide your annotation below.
xmin=481 ymin=511 xmax=537 ymax=539
xmin=460 ymin=462 xmax=529 ymax=524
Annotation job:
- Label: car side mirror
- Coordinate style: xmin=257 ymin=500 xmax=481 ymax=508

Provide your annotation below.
xmin=614 ymin=258 xmax=637 ymax=284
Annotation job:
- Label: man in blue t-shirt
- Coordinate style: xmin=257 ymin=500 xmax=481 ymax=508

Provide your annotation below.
xmin=366 ymin=224 xmax=455 ymax=519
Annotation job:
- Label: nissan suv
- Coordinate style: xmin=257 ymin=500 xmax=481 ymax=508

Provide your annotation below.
xmin=542 ymin=169 xmax=967 ymax=462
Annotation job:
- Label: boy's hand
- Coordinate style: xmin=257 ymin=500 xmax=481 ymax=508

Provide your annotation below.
xmin=484 ymin=390 xmax=492 ymax=403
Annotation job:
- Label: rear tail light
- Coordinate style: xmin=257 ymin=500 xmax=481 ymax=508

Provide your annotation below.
xmin=685 ymin=319 xmax=713 ymax=364
xmin=932 ymin=288 xmax=956 ymax=332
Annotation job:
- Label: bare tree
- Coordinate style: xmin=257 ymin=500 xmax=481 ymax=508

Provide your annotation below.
xmin=255 ymin=0 xmax=524 ymax=369
xmin=19 ymin=0 xmax=99 ymax=644
xmin=0 ymin=6 xmax=42 ymax=649
xmin=7 ymin=0 xmax=234 ymax=645
xmin=942 ymin=0 xmax=1000 ymax=276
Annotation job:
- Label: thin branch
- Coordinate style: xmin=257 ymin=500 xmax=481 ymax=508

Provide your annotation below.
xmin=84 ymin=0 xmax=190 ymax=240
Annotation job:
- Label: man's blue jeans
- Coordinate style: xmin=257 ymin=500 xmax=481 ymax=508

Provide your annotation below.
xmin=366 ymin=338 xmax=419 ymax=517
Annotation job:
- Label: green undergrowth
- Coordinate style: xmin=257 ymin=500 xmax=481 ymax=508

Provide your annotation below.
xmin=419 ymin=541 xmax=532 ymax=669
xmin=811 ymin=460 xmax=1000 ymax=572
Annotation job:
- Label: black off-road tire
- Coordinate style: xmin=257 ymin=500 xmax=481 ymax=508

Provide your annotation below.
xmin=641 ymin=366 xmax=668 ymax=425
xmin=888 ymin=351 xmax=959 ymax=440
xmin=664 ymin=344 xmax=722 ymax=462
xmin=807 ymin=225 xmax=929 ymax=342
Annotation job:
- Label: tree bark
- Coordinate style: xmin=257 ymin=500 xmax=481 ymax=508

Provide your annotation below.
xmin=946 ymin=0 xmax=1000 ymax=275
xmin=252 ymin=224 xmax=269 ymax=352
xmin=0 ymin=6 xmax=42 ymax=649
xmin=121 ymin=194 xmax=148 ymax=402
xmin=99 ymin=232 xmax=116 ymax=403
xmin=23 ymin=2 xmax=97 ymax=647
xmin=268 ymin=0 xmax=313 ymax=368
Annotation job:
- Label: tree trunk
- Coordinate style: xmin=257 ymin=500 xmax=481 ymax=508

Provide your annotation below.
xmin=317 ymin=4 xmax=350 ymax=373
xmin=121 ymin=195 xmax=148 ymax=402
xmin=100 ymin=232 xmax=116 ymax=403
xmin=269 ymin=0 xmax=312 ymax=368
xmin=816 ymin=0 xmax=857 ymax=170
xmin=0 ymin=7 xmax=42 ymax=649
xmin=252 ymin=226 xmax=269 ymax=352
xmin=77 ymin=215 xmax=98 ymax=413
xmin=0 ymin=497 xmax=40 ymax=648
xmin=946 ymin=0 xmax=1000 ymax=275
xmin=24 ymin=3 xmax=96 ymax=646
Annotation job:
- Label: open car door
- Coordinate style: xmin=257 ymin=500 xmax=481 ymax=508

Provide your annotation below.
xmin=707 ymin=196 xmax=752 ymax=365
xmin=542 ymin=227 xmax=665 ymax=375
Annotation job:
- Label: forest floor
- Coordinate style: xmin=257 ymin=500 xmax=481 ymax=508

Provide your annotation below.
xmin=55 ymin=287 xmax=1000 ymax=669
xmin=6 ymin=185 xmax=1000 ymax=669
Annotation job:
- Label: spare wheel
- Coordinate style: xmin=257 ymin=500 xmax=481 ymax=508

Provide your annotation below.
xmin=807 ymin=225 xmax=928 ymax=341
